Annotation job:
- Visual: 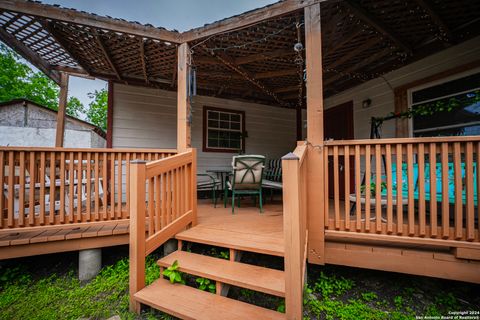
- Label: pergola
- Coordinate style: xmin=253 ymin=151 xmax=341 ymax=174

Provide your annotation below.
xmin=1 ymin=0 xmax=479 ymax=146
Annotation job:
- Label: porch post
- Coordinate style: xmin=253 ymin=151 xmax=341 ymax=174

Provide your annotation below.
xmin=55 ymin=72 xmax=69 ymax=147
xmin=177 ymin=43 xmax=191 ymax=152
xmin=304 ymin=3 xmax=325 ymax=264
xmin=106 ymin=80 xmax=114 ymax=148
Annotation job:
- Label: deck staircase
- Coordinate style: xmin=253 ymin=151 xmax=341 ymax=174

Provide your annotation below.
xmin=133 ymin=226 xmax=286 ymax=320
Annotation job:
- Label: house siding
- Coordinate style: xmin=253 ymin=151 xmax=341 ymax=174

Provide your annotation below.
xmin=324 ymin=36 xmax=480 ymax=139
xmin=112 ymin=84 xmax=298 ymax=172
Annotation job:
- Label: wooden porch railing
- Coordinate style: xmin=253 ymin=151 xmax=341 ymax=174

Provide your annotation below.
xmin=324 ymin=136 xmax=479 ymax=248
xmin=0 ymin=147 xmax=176 ymax=229
xmin=282 ymin=143 xmax=308 ymax=320
xmin=129 ymin=149 xmax=197 ymax=312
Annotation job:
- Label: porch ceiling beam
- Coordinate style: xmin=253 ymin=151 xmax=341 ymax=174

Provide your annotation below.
xmin=0 ymin=0 xmax=181 ymax=43
xmin=415 ymin=0 xmax=453 ymax=43
xmin=93 ymin=31 xmax=123 ymax=81
xmin=181 ymin=0 xmax=333 ymax=42
xmin=234 ymin=49 xmax=294 ymax=65
xmin=0 ymin=25 xmax=61 ymax=84
xmin=342 ymin=0 xmax=413 ymax=55
xmin=254 ymin=68 xmax=298 ymax=79
xmin=274 ymin=85 xmax=300 ymax=93
xmin=324 ymin=27 xmax=363 ymax=57
xmin=139 ymin=38 xmax=149 ymax=84
xmin=202 ymin=46 xmax=288 ymax=106
xmin=52 ymin=65 xmax=95 ymax=79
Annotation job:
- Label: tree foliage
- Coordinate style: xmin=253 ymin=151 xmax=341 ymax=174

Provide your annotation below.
xmin=0 ymin=43 xmax=84 ymax=117
xmin=86 ymin=88 xmax=108 ymax=130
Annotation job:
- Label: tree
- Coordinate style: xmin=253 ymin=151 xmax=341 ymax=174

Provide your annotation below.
xmin=86 ymin=88 xmax=108 ymax=130
xmin=0 ymin=43 xmax=84 ymax=117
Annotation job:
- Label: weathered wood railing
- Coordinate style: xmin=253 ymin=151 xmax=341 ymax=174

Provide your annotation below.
xmin=282 ymin=143 xmax=308 ymax=320
xmin=324 ymin=137 xmax=479 ymax=249
xmin=0 ymin=147 xmax=176 ymax=229
xmin=129 ymin=149 xmax=197 ymax=312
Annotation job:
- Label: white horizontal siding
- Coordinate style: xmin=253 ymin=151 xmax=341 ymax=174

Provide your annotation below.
xmin=324 ymin=36 xmax=480 ymax=139
xmin=112 ymin=84 xmax=298 ymax=173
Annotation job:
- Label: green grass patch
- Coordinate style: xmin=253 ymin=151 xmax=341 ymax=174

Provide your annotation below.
xmin=0 ymin=256 xmax=165 ymax=320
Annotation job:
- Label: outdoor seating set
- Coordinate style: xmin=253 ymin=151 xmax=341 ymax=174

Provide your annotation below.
xmin=197 ymin=155 xmax=283 ymax=213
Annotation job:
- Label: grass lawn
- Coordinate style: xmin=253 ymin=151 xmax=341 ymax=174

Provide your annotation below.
xmin=0 ymin=246 xmax=478 ymax=320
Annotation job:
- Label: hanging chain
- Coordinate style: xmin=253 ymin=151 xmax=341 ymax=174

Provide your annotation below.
xmin=294 ymin=18 xmax=304 ymax=110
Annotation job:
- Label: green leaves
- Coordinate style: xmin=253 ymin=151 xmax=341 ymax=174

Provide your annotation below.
xmin=86 ymin=88 xmax=108 ymax=130
xmin=162 ymin=260 xmax=185 ymax=285
xmin=196 ymin=277 xmax=216 ymax=293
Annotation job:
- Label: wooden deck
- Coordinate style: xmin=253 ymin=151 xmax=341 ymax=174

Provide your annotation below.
xmin=177 ymin=200 xmax=284 ymax=256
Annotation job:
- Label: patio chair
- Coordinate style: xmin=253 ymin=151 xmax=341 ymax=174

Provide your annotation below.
xmin=197 ymin=173 xmax=222 ymax=207
xmin=224 ymin=155 xmax=265 ymax=213
xmin=262 ymin=158 xmax=283 ymax=201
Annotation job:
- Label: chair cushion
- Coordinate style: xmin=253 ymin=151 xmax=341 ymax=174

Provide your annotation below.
xmin=231 ymin=155 xmax=265 ymax=188
xmin=262 ymin=179 xmax=282 ymax=189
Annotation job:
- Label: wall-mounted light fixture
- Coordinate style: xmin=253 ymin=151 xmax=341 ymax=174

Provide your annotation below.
xmin=362 ymin=98 xmax=372 ymax=109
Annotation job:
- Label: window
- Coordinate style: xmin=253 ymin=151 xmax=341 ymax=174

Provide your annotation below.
xmin=203 ymin=106 xmax=245 ymax=152
xmin=411 ymin=72 xmax=480 ymax=137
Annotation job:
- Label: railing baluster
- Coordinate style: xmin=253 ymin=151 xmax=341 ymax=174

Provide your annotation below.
xmin=166 ymin=171 xmax=172 ymax=224
xmin=94 ymin=152 xmax=100 ymax=221
xmin=7 ymin=151 xmax=14 ymax=227
xmin=117 ymin=153 xmax=123 ymax=219
xmin=86 ymin=152 xmax=92 ymax=221
xmin=441 ymin=143 xmax=449 ymax=238
xmin=465 ymin=142 xmax=474 ymax=241
xmin=68 ymin=152 xmax=74 ymax=223
xmin=110 ymin=153 xmax=115 ymax=219
xmin=155 ymin=174 xmax=161 ymax=232
xmin=344 ymin=146 xmax=350 ymax=231
xmin=39 ymin=151 xmax=46 ymax=226
xmin=407 ymin=144 xmax=414 ymax=236
xmin=364 ymin=145 xmax=371 ymax=231
xmin=49 ymin=152 xmax=56 ymax=225
xmin=323 ymin=146 xmax=329 ymax=229
xmin=126 ymin=153 xmax=131 ymax=219
xmin=77 ymin=152 xmax=83 ymax=222
xmin=355 ymin=145 xmax=361 ymax=231
xmin=59 ymin=152 xmax=65 ymax=224
xmin=453 ymin=142 xmax=462 ymax=239
xmin=385 ymin=144 xmax=393 ymax=234
xmin=148 ymin=176 xmax=154 ymax=237
xmin=162 ymin=172 xmax=167 ymax=228
xmin=429 ymin=143 xmax=437 ymax=238
xmin=396 ymin=144 xmax=403 ymax=235
xmin=102 ymin=152 xmax=108 ymax=220
xmin=418 ymin=143 xmax=426 ymax=237
xmin=28 ymin=152 xmax=35 ymax=226
xmin=19 ymin=151 xmax=25 ymax=227
xmin=333 ymin=146 xmax=340 ymax=230
xmin=375 ymin=144 xmax=382 ymax=233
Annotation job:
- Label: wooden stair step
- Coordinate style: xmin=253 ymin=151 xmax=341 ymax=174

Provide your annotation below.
xmin=175 ymin=226 xmax=284 ymax=257
xmin=158 ymin=250 xmax=285 ymax=297
xmin=134 ymin=278 xmax=285 ymax=320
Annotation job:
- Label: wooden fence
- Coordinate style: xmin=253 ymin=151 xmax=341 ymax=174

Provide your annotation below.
xmin=282 ymin=143 xmax=308 ymax=320
xmin=324 ymin=136 xmax=480 ymax=247
xmin=129 ymin=149 xmax=197 ymax=312
xmin=0 ymin=147 xmax=176 ymax=229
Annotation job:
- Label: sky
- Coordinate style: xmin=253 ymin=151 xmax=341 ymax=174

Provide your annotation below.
xmin=33 ymin=0 xmax=277 ymax=116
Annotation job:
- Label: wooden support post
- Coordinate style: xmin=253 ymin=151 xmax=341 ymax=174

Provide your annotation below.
xmin=177 ymin=43 xmax=191 ymax=152
xmin=282 ymin=152 xmax=302 ymax=320
xmin=106 ymin=81 xmax=114 ymax=148
xmin=129 ymin=160 xmax=147 ymax=313
xmin=55 ymin=72 xmax=69 ymax=147
xmin=304 ymin=3 xmax=325 ymax=265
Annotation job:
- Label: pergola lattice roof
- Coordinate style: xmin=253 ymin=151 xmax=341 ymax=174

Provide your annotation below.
xmin=0 ymin=0 xmax=479 ymax=107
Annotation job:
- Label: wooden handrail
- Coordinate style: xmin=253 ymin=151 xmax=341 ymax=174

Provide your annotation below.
xmin=129 ymin=148 xmax=197 ymax=312
xmin=0 ymin=148 xmax=176 ymax=229
xmin=324 ymin=135 xmax=480 ymax=146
